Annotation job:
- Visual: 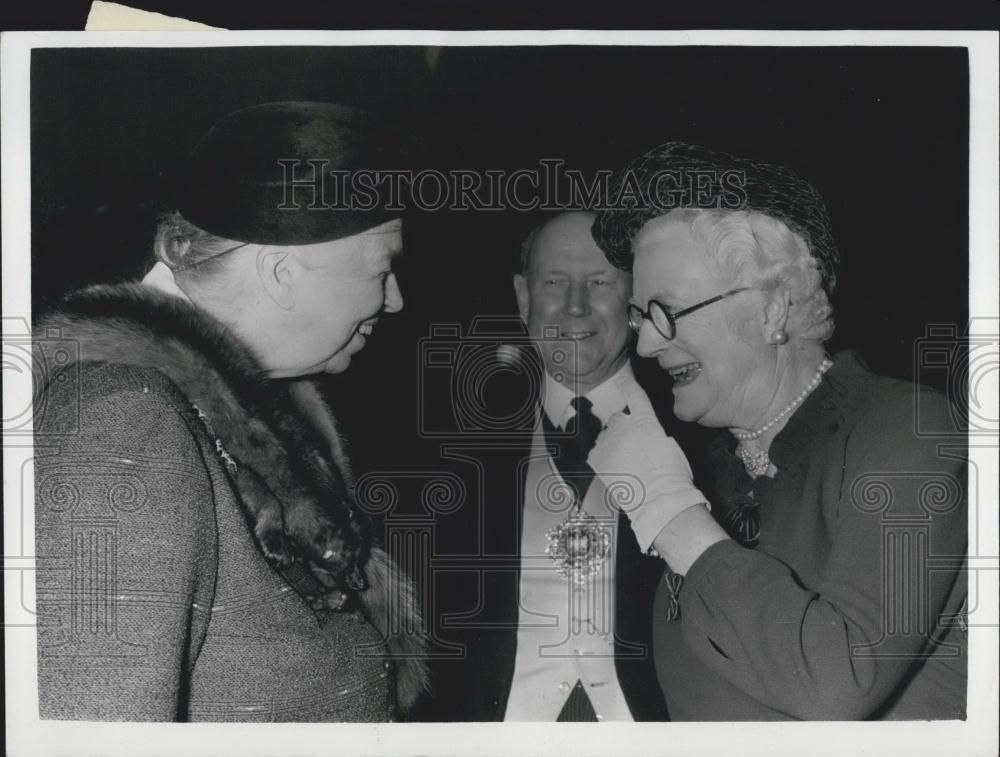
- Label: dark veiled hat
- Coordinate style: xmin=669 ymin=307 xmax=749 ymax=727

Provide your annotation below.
xmin=591 ymin=141 xmax=839 ymax=295
xmin=173 ymin=101 xmax=406 ymax=246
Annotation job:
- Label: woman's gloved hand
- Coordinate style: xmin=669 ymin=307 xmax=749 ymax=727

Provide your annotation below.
xmin=588 ymin=373 xmax=710 ymax=552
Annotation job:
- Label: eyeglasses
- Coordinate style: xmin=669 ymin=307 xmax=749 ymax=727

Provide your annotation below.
xmin=628 ymin=288 xmax=751 ymax=341
xmin=174 ymin=242 xmax=250 ymax=272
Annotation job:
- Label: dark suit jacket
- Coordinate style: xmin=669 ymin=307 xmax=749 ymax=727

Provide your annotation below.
xmin=414 ymin=353 xmax=675 ymax=721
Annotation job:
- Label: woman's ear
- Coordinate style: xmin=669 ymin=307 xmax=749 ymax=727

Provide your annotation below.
xmin=762 ymin=284 xmax=792 ymax=344
xmin=256 ymin=247 xmax=295 ymax=310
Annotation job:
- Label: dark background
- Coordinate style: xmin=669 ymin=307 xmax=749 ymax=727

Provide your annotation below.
xmin=30 ymin=45 xmax=970 ymax=475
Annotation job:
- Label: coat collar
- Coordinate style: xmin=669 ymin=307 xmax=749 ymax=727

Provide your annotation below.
xmin=766 ymin=350 xmax=870 ymax=470
xmin=705 ymin=350 xmax=872 ymax=544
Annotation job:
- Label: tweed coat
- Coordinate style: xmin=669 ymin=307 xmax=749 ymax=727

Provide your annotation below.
xmin=33 ymin=283 xmax=426 ymax=721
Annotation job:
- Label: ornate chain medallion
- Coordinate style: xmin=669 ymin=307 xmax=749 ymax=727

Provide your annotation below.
xmin=545 ymin=504 xmax=612 ymax=585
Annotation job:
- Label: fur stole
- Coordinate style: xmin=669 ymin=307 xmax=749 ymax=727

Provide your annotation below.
xmin=34 ymin=283 xmax=428 ymax=712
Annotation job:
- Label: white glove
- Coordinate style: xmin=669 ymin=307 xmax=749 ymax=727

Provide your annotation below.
xmin=588 ymin=373 xmax=710 ymax=552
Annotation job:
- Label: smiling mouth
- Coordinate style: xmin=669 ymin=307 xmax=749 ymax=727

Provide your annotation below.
xmin=560 ymin=330 xmax=596 ymax=341
xmin=358 ymin=321 xmax=376 ymax=338
xmin=666 ymin=361 xmax=702 ymax=385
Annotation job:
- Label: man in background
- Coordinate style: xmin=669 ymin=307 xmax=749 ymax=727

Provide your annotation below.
xmin=421 ymin=211 xmax=669 ymax=721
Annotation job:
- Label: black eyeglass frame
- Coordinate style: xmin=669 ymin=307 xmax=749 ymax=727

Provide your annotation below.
xmin=173 ymin=241 xmax=251 ymax=272
xmin=628 ymin=288 xmax=751 ymax=340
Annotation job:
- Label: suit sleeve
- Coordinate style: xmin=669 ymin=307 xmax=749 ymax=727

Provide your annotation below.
xmin=676 ymin=390 xmax=967 ymax=719
xmin=35 ymin=375 xmax=219 ymax=721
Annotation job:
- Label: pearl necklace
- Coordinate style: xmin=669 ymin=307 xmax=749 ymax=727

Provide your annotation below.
xmin=734 ymin=358 xmax=833 ymax=441
xmin=733 ymin=358 xmax=833 ymax=476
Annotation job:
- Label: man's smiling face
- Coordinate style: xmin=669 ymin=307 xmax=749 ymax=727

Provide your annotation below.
xmin=514 ymin=212 xmax=632 ymax=394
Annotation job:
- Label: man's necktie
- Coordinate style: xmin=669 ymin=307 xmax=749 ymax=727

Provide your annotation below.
xmin=542 ymin=396 xmax=603 ymax=722
xmin=542 ymin=395 xmax=603 ymax=502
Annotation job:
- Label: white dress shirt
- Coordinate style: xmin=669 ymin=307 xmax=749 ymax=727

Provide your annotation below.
xmin=141 ymin=261 xmax=193 ymax=302
xmin=503 ymin=362 xmax=634 ymax=722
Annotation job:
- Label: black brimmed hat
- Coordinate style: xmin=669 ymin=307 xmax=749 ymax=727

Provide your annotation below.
xmin=174 ymin=101 xmax=405 ymax=246
xmin=591 ymin=141 xmax=839 ymax=295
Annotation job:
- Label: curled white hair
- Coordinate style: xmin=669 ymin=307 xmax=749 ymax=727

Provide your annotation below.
xmin=665 ymin=208 xmax=835 ymax=344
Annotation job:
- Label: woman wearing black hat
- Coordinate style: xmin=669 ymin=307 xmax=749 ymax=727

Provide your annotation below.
xmin=33 ymin=102 xmax=425 ymax=721
xmin=585 ymin=143 xmax=967 ymax=720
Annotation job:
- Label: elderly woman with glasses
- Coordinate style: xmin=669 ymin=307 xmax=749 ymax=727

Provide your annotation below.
xmin=586 ymin=142 xmax=967 ymax=721
xmin=33 ymin=102 xmax=425 ymax=722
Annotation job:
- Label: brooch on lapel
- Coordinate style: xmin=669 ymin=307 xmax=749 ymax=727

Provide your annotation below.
xmin=191 ymin=404 xmax=239 ymax=476
xmin=663 ymin=572 xmax=684 ymax=621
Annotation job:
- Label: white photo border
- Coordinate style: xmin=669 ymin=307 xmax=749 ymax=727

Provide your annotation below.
xmin=3 ymin=29 xmax=998 ymax=757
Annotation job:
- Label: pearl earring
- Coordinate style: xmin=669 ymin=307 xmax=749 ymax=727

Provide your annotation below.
xmin=770 ymin=329 xmax=788 ymax=345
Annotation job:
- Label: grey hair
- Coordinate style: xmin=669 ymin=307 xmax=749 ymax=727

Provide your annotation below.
xmin=664 ymin=208 xmax=835 ymax=343
xmin=152 ymin=211 xmax=245 ymax=275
